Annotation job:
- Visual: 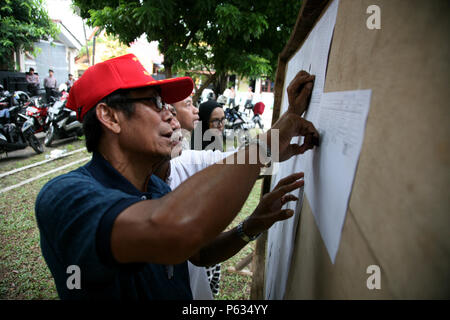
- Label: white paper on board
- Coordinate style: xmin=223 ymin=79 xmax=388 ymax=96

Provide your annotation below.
xmin=302 ymin=89 xmax=372 ymax=263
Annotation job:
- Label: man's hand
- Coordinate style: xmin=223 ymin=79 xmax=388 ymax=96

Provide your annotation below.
xmin=262 ymin=70 xmax=319 ymax=162
xmin=187 ymin=172 xmax=304 ymax=266
xmin=287 ymin=71 xmax=315 ymax=115
xmin=243 ymin=172 xmax=304 ymax=237
xmin=270 ymin=114 xmax=319 ymax=162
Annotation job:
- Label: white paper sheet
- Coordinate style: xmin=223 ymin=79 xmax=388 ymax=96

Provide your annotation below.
xmin=302 ymin=89 xmax=372 ymax=263
xmin=265 ymin=0 xmax=339 ymax=300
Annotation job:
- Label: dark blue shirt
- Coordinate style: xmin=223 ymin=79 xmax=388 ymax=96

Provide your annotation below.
xmin=35 ymin=152 xmax=193 ymax=300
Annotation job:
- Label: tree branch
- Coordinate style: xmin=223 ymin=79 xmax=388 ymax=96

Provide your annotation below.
xmin=192 ymin=72 xmax=216 ymax=105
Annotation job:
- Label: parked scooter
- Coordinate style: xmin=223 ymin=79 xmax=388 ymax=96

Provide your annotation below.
xmin=251 ymin=101 xmax=265 ymax=129
xmin=224 ymin=105 xmax=244 ymax=132
xmin=223 ymin=102 xmax=254 ymax=149
xmin=24 ymin=96 xmax=48 ymax=133
xmin=25 ymin=84 xmax=70 ymax=139
xmin=0 ymin=85 xmax=13 ymax=110
xmin=0 ymin=87 xmax=31 ymax=110
xmin=0 ymin=104 xmax=44 ymax=155
xmin=225 ymin=103 xmax=255 ymax=131
xmin=44 ymin=99 xmax=83 ymax=147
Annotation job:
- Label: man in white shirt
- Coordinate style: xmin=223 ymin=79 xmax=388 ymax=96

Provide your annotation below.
xmin=44 ymin=69 xmax=57 ymax=103
xmin=26 ymin=68 xmax=40 ymax=96
xmin=162 ymin=95 xmax=284 ymax=299
xmin=165 ymin=96 xmax=230 ymax=299
xmin=171 ymin=95 xmax=198 ymax=150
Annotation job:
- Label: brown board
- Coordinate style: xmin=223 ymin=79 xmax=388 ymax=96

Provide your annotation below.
xmin=268 ymin=0 xmax=449 ymax=299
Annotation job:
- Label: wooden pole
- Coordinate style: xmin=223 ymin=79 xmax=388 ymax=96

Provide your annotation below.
xmin=250 ymin=175 xmax=272 ymax=299
xmin=235 ymin=252 xmax=253 ymax=271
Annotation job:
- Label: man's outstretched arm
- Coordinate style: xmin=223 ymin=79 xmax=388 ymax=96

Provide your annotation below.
xmin=189 ymin=172 xmax=304 ymax=267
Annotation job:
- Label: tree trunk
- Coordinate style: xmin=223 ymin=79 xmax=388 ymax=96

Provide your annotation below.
xmin=165 ymin=64 xmax=173 ymax=78
xmin=192 ymin=72 xmax=216 ymax=105
xmin=213 ymin=73 xmax=228 ymax=98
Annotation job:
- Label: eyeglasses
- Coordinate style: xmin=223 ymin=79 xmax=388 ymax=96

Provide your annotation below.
xmin=124 ymin=95 xmax=169 ymax=112
xmin=209 ymin=117 xmax=227 ymax=128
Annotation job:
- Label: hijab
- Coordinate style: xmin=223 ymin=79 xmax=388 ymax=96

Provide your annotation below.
xmin=191 ymin=100 xmax=223 ymax=151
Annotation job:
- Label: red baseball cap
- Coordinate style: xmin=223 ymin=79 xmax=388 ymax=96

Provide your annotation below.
xmin=67 ymin=54 xmax=194 ymax=121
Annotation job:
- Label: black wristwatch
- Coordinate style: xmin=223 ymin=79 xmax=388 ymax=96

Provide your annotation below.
xmin=237 ymin=220 xmax=261 ymax=242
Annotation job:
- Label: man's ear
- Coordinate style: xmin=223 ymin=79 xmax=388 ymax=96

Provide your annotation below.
xmin=96 ymin=103 xmax=121 ymax=134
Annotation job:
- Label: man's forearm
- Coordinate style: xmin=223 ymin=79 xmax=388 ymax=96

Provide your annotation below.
xmin=160 ymin=144 xmax=263 ymax=248
xmin=189 ymin=226 xmax=250 ymax=267
xmin=112 ymin=144 xmax=265 ymax=264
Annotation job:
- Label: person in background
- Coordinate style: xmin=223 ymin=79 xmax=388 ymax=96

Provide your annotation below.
xmin=157 ymin=97 xmax=215 ymax=299
xmin=191 ymin=99 xmax=227 ymax=295
xmin=198 ymin=100 xmax=224 ymax=295
xmin=170 ymin=95 xmax=229 ymax=298
xmin=193 ymin=100 xmax=226 ymax=152
xmin=222 ymin=87 xmax=231 ymax=106
xmin=66 ymin=74 xmax=75 ymax=92
xmin=44 ymin=69 xmax=57 ymax=103
xmin=243 ymin=86 xmax=254 ymax=111
xmin=26 ymin=68 xmax=40 ymax=96
xmin=228 ymin=86 xmax=236 ymax=108
xmin=172 ymin=95 xmax=199 ymax=150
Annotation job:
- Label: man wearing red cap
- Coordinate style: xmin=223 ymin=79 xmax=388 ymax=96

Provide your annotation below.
xmin=35 ymin=54 xmax=318 ymax=300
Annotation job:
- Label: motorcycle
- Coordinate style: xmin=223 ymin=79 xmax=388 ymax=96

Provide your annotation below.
xmin=224 ymin=99 xmax=264 ymax=132
xmin=0 ymin=87 xmax=31 ymax=110
xmin=44 ymin=99 xmax=83 ymax=147
xmin=0 ymin=104 xmax=44 ymax=155
xmin=251 ymin=114 xmax=263 ymax=129
xmin=13 ymin=90 xmax=31 ymax=106
xmin=0 ymin=86 xmax=12 ymax=110
xmin=224 ymin=104 xmax=255 ymax=131
xmin=251 ymin=101 xmax=265 ymax=129
xmin=223 ymin=103 xmax=255 ymax=147
xmin=24 ymin=96 xmax=48 ymax=133
xmin=27 ymin=84 xmax=70 ymax=136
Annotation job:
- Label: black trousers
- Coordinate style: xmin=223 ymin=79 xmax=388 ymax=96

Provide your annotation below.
xmin=27 ymin=84 xmax=39 ymax=97
xmin=45 ymin=87 xmax=55 ymax=103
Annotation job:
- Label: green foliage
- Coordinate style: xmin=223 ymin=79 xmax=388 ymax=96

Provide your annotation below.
xmin=72 ymin=0 xmax=301 ymax=80
xmin=0 ymin=0 xmax=59 ymax=70
xmin=99 ymin=33 xmax=129 ymax=61
xmin=209 ymin=1 xmax=302 ymax=78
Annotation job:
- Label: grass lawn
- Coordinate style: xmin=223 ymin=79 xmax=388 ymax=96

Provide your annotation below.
xmin=0 ymin=149 xmax=262 ymax=300
xmin=0 ymin=165 xmax=85 ymax=299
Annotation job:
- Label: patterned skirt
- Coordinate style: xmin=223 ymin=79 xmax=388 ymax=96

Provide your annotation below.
xmin=205 ymin=264 xmax=221 ymax=295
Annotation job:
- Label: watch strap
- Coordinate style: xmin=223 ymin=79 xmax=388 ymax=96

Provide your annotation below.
xmin=237 ymin=221 xmax=261 ymax=242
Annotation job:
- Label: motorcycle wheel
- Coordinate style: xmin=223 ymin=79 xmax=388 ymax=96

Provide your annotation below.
xmin=28 ymin=133 xmax=44 ymax=154
xmin=44 ymin=124 xmax=55 ymax=147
